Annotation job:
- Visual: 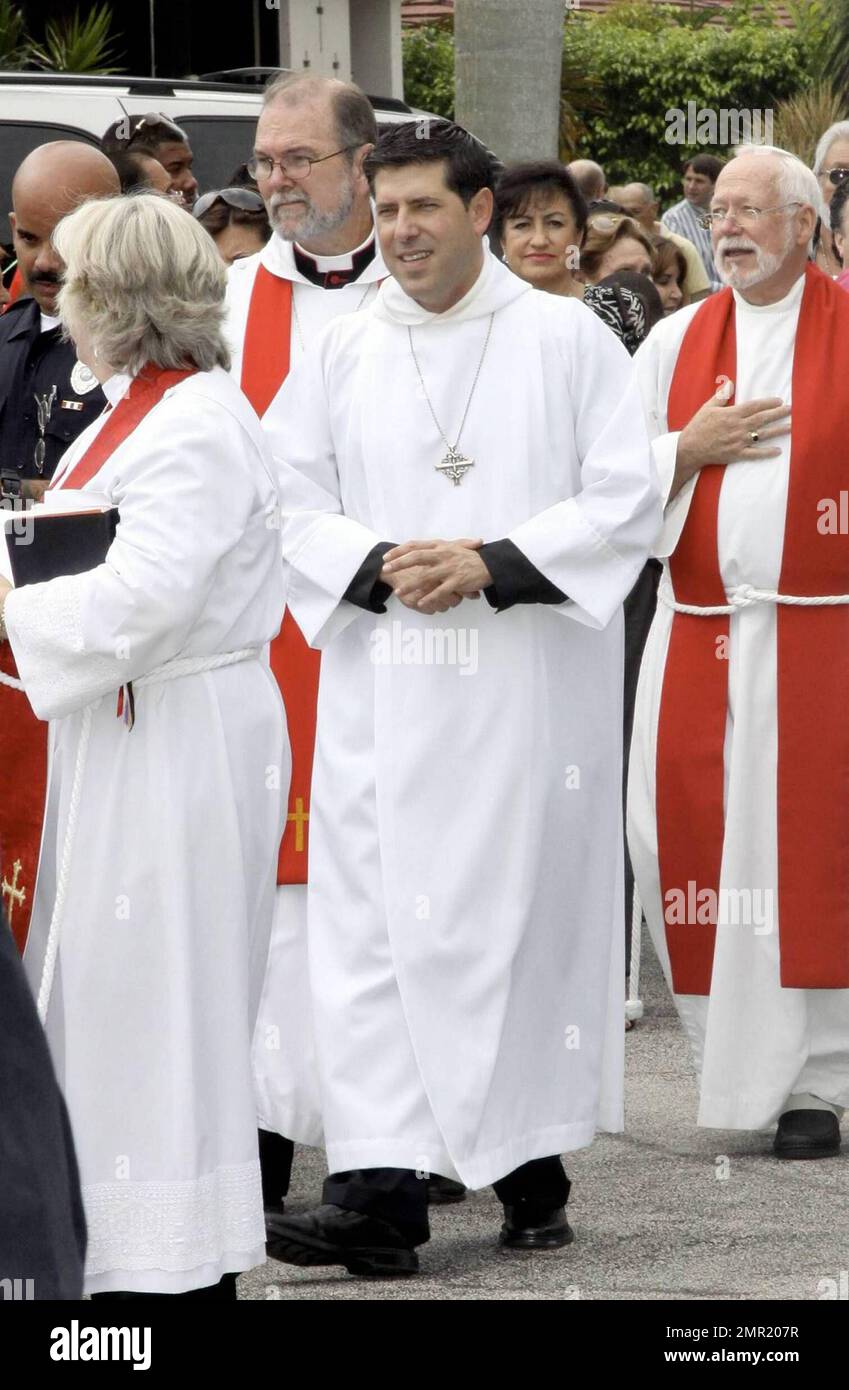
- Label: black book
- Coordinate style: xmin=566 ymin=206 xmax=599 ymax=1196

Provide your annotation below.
xmin=3 ymin=505 xmax=119 ymax=587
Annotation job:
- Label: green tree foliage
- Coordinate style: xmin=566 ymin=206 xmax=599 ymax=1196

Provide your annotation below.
xmin=402 ymin=23 xmax=455 ymax=118
xmin=401 ymin=2 xmax=831 ymax=204
xmin=565 ymin=4 xmax=813 ymax=201
xmin=0 ymin=0 xmax=34 ymax=69
xmin=32 ymin=3 xmax=123 ymax=76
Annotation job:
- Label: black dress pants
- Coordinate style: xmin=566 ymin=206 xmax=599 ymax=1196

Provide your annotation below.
xmin=258 ymin=1128 xmax=294 ymax=1207
xmin=323 ymin=1156 xmax=571 ymax=1247
xmin=623 ymin=559 xmax=662 ymax=965
xmin=90 ymin=1274 xmax=238 ymax=1301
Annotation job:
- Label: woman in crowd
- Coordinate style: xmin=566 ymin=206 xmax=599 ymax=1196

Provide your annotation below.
xmin=650 ymin=234 xmax=687 ymax=315
xmin=0 ymin=193 xmax=287 ymax=1298
xmin=494 ymin=159 xmax=587 ymax=299
xmin=578 ymin=214 xmax=654 ymax=285
xmin=194 ymin=186 xmax=272 ymax=266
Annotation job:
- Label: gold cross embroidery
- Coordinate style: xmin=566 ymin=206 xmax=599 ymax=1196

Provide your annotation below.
xmin=1 ymin=859 xmax=26 ymax=924
xmin=286 ymin=797 xmax=309 ymax=853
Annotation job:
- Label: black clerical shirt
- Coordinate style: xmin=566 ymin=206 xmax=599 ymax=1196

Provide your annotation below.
xmin=0 ymin=297 xmax=105 ymax=483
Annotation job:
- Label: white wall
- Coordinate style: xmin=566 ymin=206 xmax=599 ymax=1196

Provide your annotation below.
xmin=276 ymin=0 xmax=404 ymax=98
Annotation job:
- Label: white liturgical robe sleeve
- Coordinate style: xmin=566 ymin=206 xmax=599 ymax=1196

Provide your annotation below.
xmin=505 ymin=301 xmax=661 ymax=627
xmin=5 ymin=391 xmax=281 ymax=720
xmin=266 ymin=345 xmax=384 ymax=649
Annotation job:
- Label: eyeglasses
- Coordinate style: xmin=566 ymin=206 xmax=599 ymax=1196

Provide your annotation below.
xmin=113 ymin=111 xmax=186 ymax=149
xmin=700 ymin=202 xmax=802 ymax=229
xmin=193 ymin=187 xmax=265 ymax=220
xmin=247 ymin=146 xmax=361 ymax=181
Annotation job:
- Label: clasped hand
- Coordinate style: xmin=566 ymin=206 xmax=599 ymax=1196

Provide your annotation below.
xmin=381 ymin=538 xmax=493 ymax=615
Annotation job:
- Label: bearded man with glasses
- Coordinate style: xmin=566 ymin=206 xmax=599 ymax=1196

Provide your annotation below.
xmin=222 ymin=73 xmax=410 ymax=1234
xmin=629 ymin=145 xmax=849 ymax=1161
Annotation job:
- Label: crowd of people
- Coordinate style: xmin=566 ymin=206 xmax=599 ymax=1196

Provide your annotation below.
xmin=1 ymin=72 xmax=849 ymax=1301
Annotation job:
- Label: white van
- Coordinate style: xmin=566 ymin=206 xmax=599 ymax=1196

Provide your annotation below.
xmin=0 ymin=69 xmax=421 ymax=241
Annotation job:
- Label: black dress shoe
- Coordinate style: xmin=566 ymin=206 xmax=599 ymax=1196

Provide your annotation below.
xmin=266 ymin=1203 xmax=419 ymax=1275
xmin=773 ymin=1109 xmax=841 ymax=1160
xmin=499 ymin=1202 xmax=574 ymax=1250
xmin=427 ymin=1175 xmax=467 ymax=1204
xmin=264 ymin=1200 xmax=285 ymax=1233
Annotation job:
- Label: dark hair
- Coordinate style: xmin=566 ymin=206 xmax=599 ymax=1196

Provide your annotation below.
xmin=579 ymin=216 xmax=654 ymax=283
xmin=228 ymin=162 xmax=260 ymax=190
xmin=109 ymin=150 xmax=162 ymax=194
xmin=682 ymin=153 xmax=724 ymax=183
xmin=651 ymin=234 xmax=687 ymax=290
xmin=195 ymin=199 xmax=271 ymax=244
xmin=831 ymin=176 xmax=849 ymax=238
xmin=101 ymin=114 xmax=187 ymax=157
xmin=587 ymin=198 xmax=626 ymax=217
xmin=492 ymin=161 xmax=588 ymax=238
xmin=262 ymin=72 xmax=377 ymax=155
xmin=364 ymin=120 xmax=499 ymax=206
xmin=597 ymin=269 xmax=664 ymax=334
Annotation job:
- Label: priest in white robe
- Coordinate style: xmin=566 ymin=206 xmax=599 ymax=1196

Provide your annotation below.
xmin=0 ymin=194 xmax=287 ymax=1296
xmin=223 ymin=72 xmax=389 ymax=1215
xmin=262 ymin=121 xmax=661 ymax=1275
xmin=629 ymin=145 xmax=849 ymax=1158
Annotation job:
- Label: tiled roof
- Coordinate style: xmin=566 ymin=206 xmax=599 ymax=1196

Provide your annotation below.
xmin=401 ymin=1 xmax=795 ymax=26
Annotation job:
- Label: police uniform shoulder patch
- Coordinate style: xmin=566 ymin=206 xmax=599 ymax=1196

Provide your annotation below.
xmin=70 ymin=360 xmax=98 ymax=395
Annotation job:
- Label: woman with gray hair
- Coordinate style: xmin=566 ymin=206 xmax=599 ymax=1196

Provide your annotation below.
xmin=0 ymin=193 xmax=288 ymax=1298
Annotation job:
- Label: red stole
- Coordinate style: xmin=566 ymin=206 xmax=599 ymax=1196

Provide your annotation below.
xmin=657 ymin=263 xmax=849 ymax=993
xmin=0 ymin=364 xmax=195 ymax=952
xmin=240 ymin=264 xmax=319 ymax=886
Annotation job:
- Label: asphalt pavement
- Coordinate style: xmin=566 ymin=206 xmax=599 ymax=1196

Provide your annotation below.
xmin=239 ymin=935 xmax=849 ymax=1301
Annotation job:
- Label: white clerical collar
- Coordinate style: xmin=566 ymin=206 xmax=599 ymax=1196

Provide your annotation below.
xmin=374 ymin=245 xmax=530 ymax=326
xmin=732 ymin=271 xmax=806 ymax=315
xmin=296 ymin=228 xmax=376 ymax=273
xmin=40 ymin=313 xmax=61 ymax=333
xmin=260 ymin=211 xmax=386 ymax=287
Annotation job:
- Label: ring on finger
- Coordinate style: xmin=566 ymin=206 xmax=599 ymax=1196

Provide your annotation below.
xmin=748 ymin=429 xmax=759 ymax=444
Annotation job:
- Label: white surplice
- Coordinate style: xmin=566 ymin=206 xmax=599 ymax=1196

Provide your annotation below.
xmin=4 ymin=367 xmax=288 ymax=1293
xmin=263 ymin=249 xmax=661 ymax=1187
xmin=628 ymin=273 xmax=849 ymax=1131
xmin=225 ymin=230 xmax=386 ymax=1148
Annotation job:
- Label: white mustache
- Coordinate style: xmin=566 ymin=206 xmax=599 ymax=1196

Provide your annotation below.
xmin=716 ymin=235 xmax=757 ymax=257
xmin=270 ymin=192 xmax=309 ymax=209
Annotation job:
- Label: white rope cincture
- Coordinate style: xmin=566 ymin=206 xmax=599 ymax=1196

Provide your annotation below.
xmin=34 ymin=645 xmax=261 ymax=1023
xmin=0 ymin=670 xmax=23 ymax=689
xmin=626 ymin=883 xmax=644 ymax=1023
xmin=658 ymin=578 xmax=849 ymax=616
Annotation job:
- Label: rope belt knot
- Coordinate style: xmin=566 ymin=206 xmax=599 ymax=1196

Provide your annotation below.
xmin=658 ymin=576 xmax=849 ymax=617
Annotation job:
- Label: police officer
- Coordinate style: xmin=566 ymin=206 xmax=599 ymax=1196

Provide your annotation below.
xmin=0 ymin=142 xmax=120 ymax=502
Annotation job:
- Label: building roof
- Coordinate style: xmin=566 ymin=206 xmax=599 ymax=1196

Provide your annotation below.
xmin=401 ymin=1 xmax=795 ymax=26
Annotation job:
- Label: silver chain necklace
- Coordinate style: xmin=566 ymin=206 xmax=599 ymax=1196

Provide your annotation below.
xmin=407 ymin=313 xmax=495 ymax=486
xmin=291 ymin=282 xmax=375 ymax=352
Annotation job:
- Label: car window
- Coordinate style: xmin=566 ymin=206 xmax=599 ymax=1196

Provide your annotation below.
xmin=0 ymin=123 xmax=98 ymax=244
xmin=174 ymin=116 xmax=258 ymax=194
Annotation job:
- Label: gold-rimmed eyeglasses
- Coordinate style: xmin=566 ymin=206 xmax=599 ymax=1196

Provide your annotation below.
xmin=700 ymin=202 xmax=802 ymax=230
xmin=247 ymin=146 xmax=361 ymax=181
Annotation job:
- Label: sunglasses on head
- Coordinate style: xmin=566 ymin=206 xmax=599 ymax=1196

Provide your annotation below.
xmin=192 ymin=187 xmax=265 ymax=220
xmin=116 ymin=112 xmax=186 ymax=148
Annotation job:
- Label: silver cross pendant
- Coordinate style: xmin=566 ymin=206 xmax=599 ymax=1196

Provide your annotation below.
xmin=435 ymin=447 xmax=474 ymax=486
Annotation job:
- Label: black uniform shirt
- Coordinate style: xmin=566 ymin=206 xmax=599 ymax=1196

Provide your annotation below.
xmin=0 ymin=297 xmax=105 ymax=482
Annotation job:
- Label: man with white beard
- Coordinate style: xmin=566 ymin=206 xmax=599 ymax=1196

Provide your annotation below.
xmin=223 ymin=74 xmax=398 ymax=1220
xmin=629 ymin=145 xmax=849 ymax=1158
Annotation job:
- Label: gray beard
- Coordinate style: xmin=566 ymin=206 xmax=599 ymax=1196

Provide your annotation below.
xmin=269 ymin=181 xmax=355 ymax=243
